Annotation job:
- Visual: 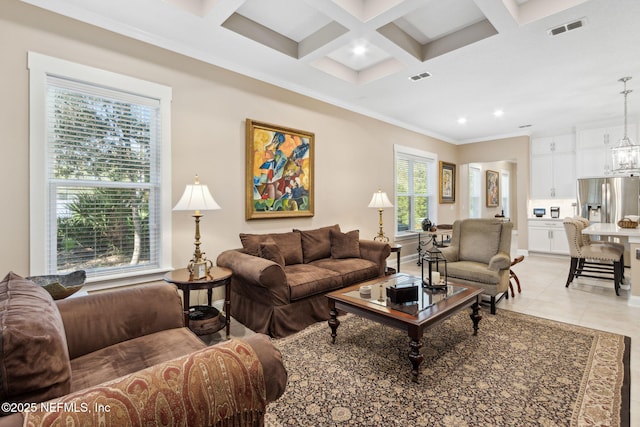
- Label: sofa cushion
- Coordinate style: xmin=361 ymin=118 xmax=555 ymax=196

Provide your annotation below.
xmin=284 ymin=264 xmax=343 ymax=300
xmin=259 ymin=242 xmax=285 ymax=267
xmin=330 ymin=229 xmax=360 ymax=259
xmin=296 ymin=224 xmax=340 ymax=263
xmin=310 ymin=258 xmax=379 ymax=285
xmin=0 ymin=272 xmax=72 ymax=407
xmin=240 ymin=231 xmax=303 ymax=265
xmin=69 ymin=327 xmax=205 ymax=392
xmin=458 ymin=221 xmax=502 ymax=264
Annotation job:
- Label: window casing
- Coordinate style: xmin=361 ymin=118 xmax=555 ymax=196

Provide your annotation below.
xmin=394 ymin=145 xmax=437 ymax=236
xmin=469 ymin=166 xmax=481 ymax=218
xmin=29 ymin=52 xmax=172 ymax=286
xmin=501 ymin=170 xmax=510 ymax=217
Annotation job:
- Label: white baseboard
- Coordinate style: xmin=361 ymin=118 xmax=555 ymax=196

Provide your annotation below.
xmin=628 ymin=295 xmax=640 ymax=307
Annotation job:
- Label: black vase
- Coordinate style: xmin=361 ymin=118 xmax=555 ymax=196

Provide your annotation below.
xmin=421 ymin=218 xmax=432 ymax=231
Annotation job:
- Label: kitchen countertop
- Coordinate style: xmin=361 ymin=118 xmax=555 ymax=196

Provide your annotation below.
xmin=582 ymin=222 xmax=640 ymax=237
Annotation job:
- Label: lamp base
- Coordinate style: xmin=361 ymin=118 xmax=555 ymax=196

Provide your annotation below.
xmin=188 ymin=257 xmax=213 ymax=280
xmin=373 ymin=234 xmax=390 ymax=243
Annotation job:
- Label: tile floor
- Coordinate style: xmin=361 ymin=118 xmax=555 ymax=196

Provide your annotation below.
xmin=402 ymin=253 xmax=639 ymax=426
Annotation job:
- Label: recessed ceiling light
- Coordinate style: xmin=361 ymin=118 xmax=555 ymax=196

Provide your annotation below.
xmin=494 ymin=110 xmax=504 ymax=117
xmin=458 ymin=117 xmax=467 ymax=124
xmin=353 ymin=45 xmax=367 ymax=55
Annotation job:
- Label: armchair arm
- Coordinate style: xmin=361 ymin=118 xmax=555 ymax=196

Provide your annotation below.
xmin=439 ymin=245 xmax=459 ymax=262
xmin=56 ymin=283 xmax=184 ymax=359
xmin=359 ymin=240 xmax=391 ymax=276
xmin=22 ymin=336 xmax=286 ymax=427
xmin=217 ymin=249 xmax=289 ymax=305
xmin=488 ymin=252 xmax=511 ymax=271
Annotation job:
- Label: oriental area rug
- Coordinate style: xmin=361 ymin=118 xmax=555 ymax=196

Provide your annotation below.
xmin=265 ymin=310 xmax=630 ymax=427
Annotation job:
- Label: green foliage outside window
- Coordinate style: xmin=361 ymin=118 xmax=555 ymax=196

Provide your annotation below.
xmin=396 ymin=156 xmax=431 ymax=232
xmin=51 ymin=89 xmax=155 ymax=273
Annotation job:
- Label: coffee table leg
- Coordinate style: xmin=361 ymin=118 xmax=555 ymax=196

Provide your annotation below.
xmin=470 ymin=297 xmax=482 ymax=336
xmin=408 ymin=338 xmax=423 ymax=383
xmin=328 ymin=302 xmax=340 ymax=344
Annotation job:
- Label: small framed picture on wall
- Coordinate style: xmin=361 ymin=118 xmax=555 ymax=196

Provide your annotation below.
xmin=439 ymin=161 xmax=456 ymax=203
xmin=486 ymin=170 xmax=500 ymax=207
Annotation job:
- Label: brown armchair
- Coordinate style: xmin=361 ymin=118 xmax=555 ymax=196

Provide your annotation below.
xmin=0 ymin=272 xmax=287 ymax=427
xmin=438 ymin=219 xmax=513 ymax=314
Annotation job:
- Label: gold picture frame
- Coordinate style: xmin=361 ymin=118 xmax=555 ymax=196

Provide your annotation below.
xmin=486 ymin=170 xmax=500 ymax=207
xmin=439 ymin=161 xmax=456 ymax=203
xmin=245 ymin=119 xmax=314 ymax=220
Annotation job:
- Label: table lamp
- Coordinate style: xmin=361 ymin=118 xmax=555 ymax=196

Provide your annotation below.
xmin=368 ymin=189 xmax=393 ymax=242
xmin=173 ymin=175 xmax=221 ymax=280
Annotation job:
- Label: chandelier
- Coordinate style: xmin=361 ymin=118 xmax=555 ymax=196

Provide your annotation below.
xmin=611 ymin=77 xmax=639 ymax=174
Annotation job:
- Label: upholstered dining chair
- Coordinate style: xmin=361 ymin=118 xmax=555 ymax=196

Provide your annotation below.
xmin=573 ymin=216 xmax=625 ymax=278
xmin=438 ymin=218 xmax=513 ymax=314
xmin=562 ymin=217 xmax=624 ymax=295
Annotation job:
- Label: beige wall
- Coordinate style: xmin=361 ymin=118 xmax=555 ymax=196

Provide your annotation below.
xmin=457 ymin=136 xmax=530 ymax=250
xmin=0 ymin=1 xmax=529 ymax=278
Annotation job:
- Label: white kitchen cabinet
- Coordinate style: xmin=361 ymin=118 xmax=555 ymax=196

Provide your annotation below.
xmin=530 ymin=135 xmax=576 ymax=198
xmin=528 ymin=220 xmax=570 ymax=255
xmin=576 ymin=124 xmax=637 ymax=178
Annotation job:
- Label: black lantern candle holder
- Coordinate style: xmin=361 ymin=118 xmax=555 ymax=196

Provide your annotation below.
xmin=421 ymin=245 xmax=447 ymax=288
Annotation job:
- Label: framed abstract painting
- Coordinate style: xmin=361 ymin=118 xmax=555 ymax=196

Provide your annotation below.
xmin=486 ymin=170 xmax=500 ymax=207
xmin=439 ymin=161 xmax=456 ymax=203
xmin=245 ymin=119 xmax=314 ymax=220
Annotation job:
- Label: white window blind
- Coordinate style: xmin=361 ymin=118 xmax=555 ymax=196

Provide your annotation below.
xmin=29 ymin=52 xmax=172 ymax=284
xmin=394 ymin=146 xmax=436 ymax=234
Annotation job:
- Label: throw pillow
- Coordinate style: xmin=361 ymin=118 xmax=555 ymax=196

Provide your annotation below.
xmin=266 ymin=231 xmax=303 ymax=265
xmin=330 ymin=229 xmax=360 ymax=259
xmin=239 ymin=233 xmax=265 ymax=257
xmin=239 ymin=231 xmax=303 ymax=265
xmin=296 ymin=224 xmax=341 ymax=263
xmin=259 ymin=243 xmax=285 ymax=267
xmin=0 ymin=272 xmax=72 ymax=409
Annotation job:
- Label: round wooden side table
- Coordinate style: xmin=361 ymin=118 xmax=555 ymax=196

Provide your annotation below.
xmin=163 ymin=266 xmax=232 ymax=339
xmin=389 ymin=243 xmax=402 ymax=274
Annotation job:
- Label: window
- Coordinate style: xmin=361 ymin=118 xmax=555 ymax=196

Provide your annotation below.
xmin=469 ymin=165 xmax=481 ymax=218
xmin=394 ymin=145 xmax=437 ymax=235
xmin=501 ymin=170 xmax=510 ymax=218
xmin=29 ymin=52 xmax=172 ymax=284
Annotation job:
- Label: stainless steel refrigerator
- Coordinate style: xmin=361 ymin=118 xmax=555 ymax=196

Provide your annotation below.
xmin=577 ymin=176 xmax=640 ymax=223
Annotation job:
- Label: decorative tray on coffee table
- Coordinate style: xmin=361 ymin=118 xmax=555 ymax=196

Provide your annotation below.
xmin=344 ymin=274 xmax=466 ymax=315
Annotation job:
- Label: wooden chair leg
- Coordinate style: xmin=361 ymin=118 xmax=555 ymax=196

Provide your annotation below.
xmin=566 ymin=257 xmax=578 ymax=287
xmin=512 ymin=271 xmax=522 ymax=293
xmin=614 ymin=260 xmax=621 ymax=296
xmin=490 ymin=296 xmax=496 ymax=315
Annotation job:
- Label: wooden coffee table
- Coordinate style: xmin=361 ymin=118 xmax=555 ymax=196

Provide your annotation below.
xmin=326 ymin=274 xmax=483 ymax=382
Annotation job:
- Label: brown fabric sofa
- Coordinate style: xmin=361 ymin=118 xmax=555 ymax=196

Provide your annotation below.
xmin=217 ymin=225 xmax=391 ymax=338
xmin=0 ymin=272 xmax=287 ymax=427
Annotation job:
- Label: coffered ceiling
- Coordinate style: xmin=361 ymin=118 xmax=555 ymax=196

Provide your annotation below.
xmin=21 ymin=0 xmax=640 ymax=143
